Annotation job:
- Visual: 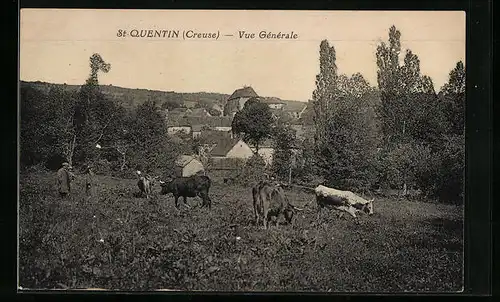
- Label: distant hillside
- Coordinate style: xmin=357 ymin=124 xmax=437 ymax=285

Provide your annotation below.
xmin=20 ymin=81 xmax=308 ymax=112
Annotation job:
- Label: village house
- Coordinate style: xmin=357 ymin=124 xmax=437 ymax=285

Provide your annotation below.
xmin=190 ymin=108 xmax=212 ymax=117
xmin=167 ymin=125 xmax=192 ymax=136
xmin=267 ymin=102 xmax=285 ymax=110
xmin=165 ymin=108 xmax=193 ymax=123
xmin=210 ymin=104 xmax=223 ymax=116
xmin=175 ymin=155 xmax=205 ymax=177
xmin=199 ymin=129 xmax=232 ymax=145
xmin=285 ymin=104 xmax=308 ymax=119
xmin=210 ymin=137 xmax=254 ymax=160
xmin=188 ymin=116 xmax=233 ymax=138
xmin=214 ymin=126 xmax=233 ymax=137
xmin=191 ymin=124 xmax=209 ymax=138
xmin=277 ymin=100 xmax=307 ymax=119
xmin=192 ymin=125 xmax=204 ymax=139
xmin=204 ymin=137 xmax=252 ymax=182
xmin=249 ymin=139 xmax=275 ymax=166
xmin=183 ymin=100 xmax=198 ymax=109
xmin=223 ymin=86 xmax=260 ymax=117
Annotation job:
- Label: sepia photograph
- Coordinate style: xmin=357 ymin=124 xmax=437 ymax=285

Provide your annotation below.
xmin=19 ymin=9 xmax=465 ymax=292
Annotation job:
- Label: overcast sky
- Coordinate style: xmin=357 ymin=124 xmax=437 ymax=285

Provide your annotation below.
xmin=20 ymin=9 xmax=465 ymax=101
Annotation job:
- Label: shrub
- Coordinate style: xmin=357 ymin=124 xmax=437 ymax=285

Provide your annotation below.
xmin=236 ymin=154 xmax=267 ymax=186
xmin=93 ymin=159 xmax=112 ymax=175
xmin=432 ymin=134 xmax=465 ymax=203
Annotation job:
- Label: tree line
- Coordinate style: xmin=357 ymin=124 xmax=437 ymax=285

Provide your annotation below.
xmin=20 ymin=54 xmax=189 ymax=178
xmin=230 ymin=26 xmax=464 ymax=203
xmin=266 ymin=25 xmax=464 ymax=203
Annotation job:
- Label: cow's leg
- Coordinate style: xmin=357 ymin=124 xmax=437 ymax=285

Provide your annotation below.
xmin=346 ymin=206 xmax=357 ymax=218
xmin=200 ymin=192 xmax=211 ymax=209
xmin=196 ymin=192 xmax=204 ymax=208
xmin=252 ymin=190 xmax=259 ymax=226
xmin=262 ymin=197 xmax=269 ymax=230
xmin=174 ymin=196 xmax=179 ymax=208
xmin=183 ymin=196 xmax=190 ymax=208
xmin=263 ymin=210 xmax=269 ymax=230
xmin=253 ymin=201 xmax=260 ymax=226
xmin=206 ymin=195 xmax=212 ymax=209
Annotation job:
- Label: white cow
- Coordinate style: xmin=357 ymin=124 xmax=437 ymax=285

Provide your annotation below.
xmin=314 ymin=185 xmax=374 ymax=218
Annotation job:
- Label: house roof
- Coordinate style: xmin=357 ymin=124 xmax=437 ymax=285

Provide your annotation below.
xmin=168 ymin=116 xmax=232 ymax=128
xmin=284 ymin=103 xmax=307 ymax=113
xmin=190 ymin=108 xmax=210 ymax=117
xmin=210 ymin=138 xmax=241 ymax=157
xmin=188 ymin=116 xmax=233 ymax=128
xmin=192 ymin=124 xmax=205 ymax=132
xmin=168 ymin=124 xmax=191 ymax=129
xmin=227 ymin=86 xmax=259 ymax=101
xmin=249 ymin=138 xmax=274 ymax=149
xmin=175 ymin=155 xmax=198 ymax=167
xmin=262 ymin=97 xmax=285 ymax=105
xmin=212 ymin=104 xmax=223 ymax=111
xmin=184 ymin=100 xmax=198 ymax=108
xmin=199 ymin=130 xmax=231 ymax=144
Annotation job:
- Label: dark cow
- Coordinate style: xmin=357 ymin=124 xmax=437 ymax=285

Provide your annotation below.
xmin=315 ymin=185 xmax=374 ymax=219
xmin=159 ymin=175 xmax=212 ymax=209
xmin=252 ymin=181 xmax=303 ymax=229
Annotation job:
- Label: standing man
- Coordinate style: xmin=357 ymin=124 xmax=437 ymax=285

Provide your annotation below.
xmin=84 ymin=165 xmax=96 ymax=199
xmin=57 ymin=162 xmax=72 ymax=199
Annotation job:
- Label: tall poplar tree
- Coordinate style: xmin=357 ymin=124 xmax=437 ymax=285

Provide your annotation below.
xmin=312 ymin=40 xmax=338 ymax=145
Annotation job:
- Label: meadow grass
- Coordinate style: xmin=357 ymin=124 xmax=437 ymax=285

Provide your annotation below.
xmin=18 ymin=171 xmax=463 ymax=292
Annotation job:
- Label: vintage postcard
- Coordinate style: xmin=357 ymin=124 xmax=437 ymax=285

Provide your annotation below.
xmin=19 ymin=9 xmax=465 ymax=292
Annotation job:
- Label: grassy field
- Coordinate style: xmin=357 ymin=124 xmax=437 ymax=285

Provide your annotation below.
xmin=18 ymin=171 xmax=463 ymax=292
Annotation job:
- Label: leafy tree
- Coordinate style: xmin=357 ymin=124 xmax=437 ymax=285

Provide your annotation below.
xmin=271 ymin=123 xmax=296 ymax=181
xmin=236 ymin=154 xmax=267 ymax=186
xmin=440 ymin=61 xmax=465 ymax=136
xmin=375 ymin=26 xmax=446 ymax=196
xmin=71 ymin=53 xmax=112 ymax=166
xmin=312 ymin=40 xmax=338 ymax=145
xmin=376 ymin=25 xmax=405 ymax=145
xmin=310 ymin=39 xmax=380 ymax=191
xmin=293 ymin=134 xmax=317 ymax=182
xmin=431 ymin=61 xmax=466 ymax=203
xmin=20 ymin=85 xmax=77 ymax=169
xmin=126 ymin=100 xmax=182 ymax=176
xmin=231 ymin=97 xmax=273 ymax=153
xmin=318 ymin=74 xmax=379 ymax=191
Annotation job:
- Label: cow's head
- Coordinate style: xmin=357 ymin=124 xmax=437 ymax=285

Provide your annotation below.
xmin=159 ymin=177 xmax=173 ymax=195
xmin=363 ymin=198 xmax=374 ymax=215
